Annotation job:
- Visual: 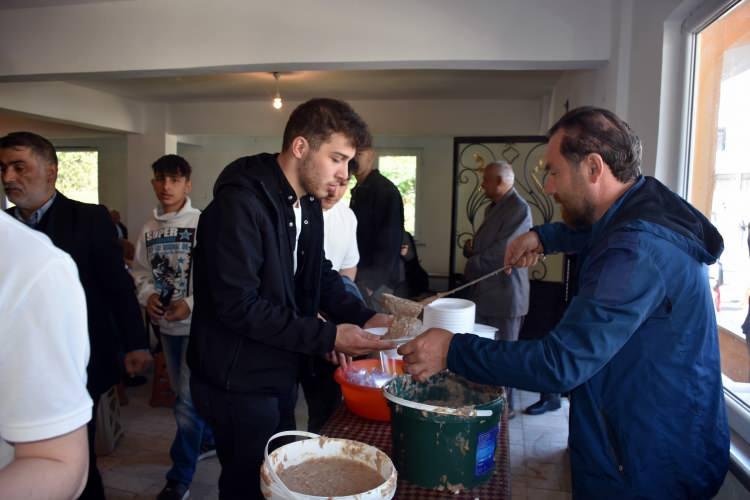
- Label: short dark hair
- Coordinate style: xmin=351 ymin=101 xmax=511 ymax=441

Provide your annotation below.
xmin=548 ymin=106 xmax=641 ymax=183
xmin=0 ymin=131 xmax=58 ymax=166
xmin=152 ymin=154 xmax=192 ymax=179
xmin=282 ymin=98 xmax=372 ymax=152
xmin=347 ymin=157 xmax=359 ymax=177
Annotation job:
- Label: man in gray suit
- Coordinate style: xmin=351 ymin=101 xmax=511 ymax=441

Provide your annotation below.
xmin=464 ymin=161 xmax=531 ymax=415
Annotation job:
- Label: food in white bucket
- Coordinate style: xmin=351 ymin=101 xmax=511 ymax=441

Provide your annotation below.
xmin=261 ymin=431 xmax=397 ymax=500
xmin=278 ymin=457 xmax=385 ymax=496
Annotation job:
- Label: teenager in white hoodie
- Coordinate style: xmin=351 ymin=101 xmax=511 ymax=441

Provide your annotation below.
xmin=133 ymin=155 xmax=213 ymax=500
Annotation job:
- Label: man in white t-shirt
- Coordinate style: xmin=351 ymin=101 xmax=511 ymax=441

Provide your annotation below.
xmin=321 ymin=174 xmax=363 ymax=300
xmin=300 ymin=170 xmax=365 ymax=433
xmin=0 ymin=210 xmax=92 ymax=499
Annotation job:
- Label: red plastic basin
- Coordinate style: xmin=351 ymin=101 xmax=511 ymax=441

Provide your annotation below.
xmin=334 ymin=358 xmax=404 ymax=422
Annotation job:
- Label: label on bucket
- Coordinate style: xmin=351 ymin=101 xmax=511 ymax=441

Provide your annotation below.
xmin=474 ymin=425 xmax=498 ymax=477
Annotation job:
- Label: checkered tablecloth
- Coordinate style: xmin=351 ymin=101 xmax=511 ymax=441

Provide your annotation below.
xmin=319 ymin=404 xmax=510 ymax=499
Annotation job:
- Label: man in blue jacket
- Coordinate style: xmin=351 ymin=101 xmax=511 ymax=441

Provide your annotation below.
xmin=400 ymin=107 xmax=729 ymax=499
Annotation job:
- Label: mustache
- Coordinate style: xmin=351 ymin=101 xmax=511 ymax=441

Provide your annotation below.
xmin=3 ymin=182 xmax=20 ymax=191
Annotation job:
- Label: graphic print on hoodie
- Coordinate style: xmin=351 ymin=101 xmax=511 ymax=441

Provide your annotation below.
xmin=144 ymin=226 xmax=195 ymax=301
xmin=133 ymin=197 xmax=201 ymax=336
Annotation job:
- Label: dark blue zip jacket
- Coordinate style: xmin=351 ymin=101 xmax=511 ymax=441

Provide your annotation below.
xmin=448 ymin=177 xmax=729 ymax=499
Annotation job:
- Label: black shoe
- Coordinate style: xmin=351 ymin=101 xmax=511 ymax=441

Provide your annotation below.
xmin=524 ymin=399 xmax=561 ymax=415
xmin=123 ymin=375 xmax=147 ymax=387
xmin=157 ymin=480 xmax=190 ymax=500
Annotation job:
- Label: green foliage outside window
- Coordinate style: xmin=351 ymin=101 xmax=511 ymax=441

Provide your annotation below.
xmin=379 ymin=155 xmax=417 ymax=235
xmin=341 ymin=153 xmax=418 ymax=235
xmin=57 ymin=151 xmax=99 ymax=204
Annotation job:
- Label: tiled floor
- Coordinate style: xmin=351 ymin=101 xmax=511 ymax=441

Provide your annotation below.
xmin=100 ymin=379 xmax=571 ymax=499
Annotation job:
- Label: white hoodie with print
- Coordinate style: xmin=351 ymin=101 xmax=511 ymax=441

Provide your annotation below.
xmin=133 ymin=197 xmax=200 ymax=336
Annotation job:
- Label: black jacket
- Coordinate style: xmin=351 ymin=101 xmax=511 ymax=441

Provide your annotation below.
xmin=350 ymin=169 xmax=404 ymax=288
xmin=188 ymin=153 xmax=375 ymax=394
xmin=7 ymin=192 xmax=148 ymax=397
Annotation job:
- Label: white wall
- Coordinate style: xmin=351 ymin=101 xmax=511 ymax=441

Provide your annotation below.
xmin=168 ymin=99 xmax=543 ymax=137
xmin=0 ymin=0 xmax=612 ymax=78
xmin=126 ymin=104 xmax=171 ymax=235
xmin=0 ymin=82 xmax=144 ymax=133
xmin=547 ymin=0 xmax=684 ymax=187
xmin=168 ymin=96 xmax=542 ymax=276
xmin=53 ymin=136 xmax=129 ymax=223
xmin=624 ymin=0 xmax=683 ymax=179
xmin=549 ymin=68 xmax=610 ymax=125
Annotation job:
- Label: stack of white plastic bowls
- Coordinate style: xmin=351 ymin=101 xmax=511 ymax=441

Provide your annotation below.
xmin=423 ymin=298 xmax=476 ymax=333
xmin=471 ymin=323 xmax=498 ymax=340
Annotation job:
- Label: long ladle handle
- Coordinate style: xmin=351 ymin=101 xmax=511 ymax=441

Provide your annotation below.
xmin=433 ymin=264 xmax=514 ymax=300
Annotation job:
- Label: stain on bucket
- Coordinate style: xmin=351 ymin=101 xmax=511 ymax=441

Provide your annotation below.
xmin=383 ymin=372 xmax=504 ymax=492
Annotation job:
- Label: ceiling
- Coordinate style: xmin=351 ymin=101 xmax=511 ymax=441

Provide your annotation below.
xmin=0 ymin=0 xmax=127 ymax=9
xmin=72 ymin=69 xmax=565 ymax=103
xmin=0 ymin=108 xmax=118 ymax=137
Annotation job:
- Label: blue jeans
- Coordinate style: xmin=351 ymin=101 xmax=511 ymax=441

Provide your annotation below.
xmin=341 ymin=275 xmax=365 ymax=303
xmin=161 ymin=334 xmax=214 ymax=486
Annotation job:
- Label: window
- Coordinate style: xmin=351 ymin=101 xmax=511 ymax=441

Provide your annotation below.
xmin=378 ymin=154 xmax=418 ymax=236
xmin=2 ymin=149 xmax=99 ymax=209
xmin=687 ymin=0 xmax=750 ymax=406
xmin=56 ymin=150 xmax=99 ymax=204
xmin=344 ymin=151 xmax=420 ymax=236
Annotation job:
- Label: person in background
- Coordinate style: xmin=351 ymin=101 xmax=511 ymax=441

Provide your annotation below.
xmin=321 ymin=161 xmax=363 ymax=301
xmin=0 ymin=210 xmax=92 ymax=500
xmin=399 ymin=107 xmax=728 ymax=499
xmin=132 ymin=154 xmax=214 ymax=500
xmin=463 ymin=160 xmax=531 ymax=417
xmin=0 ymin=131 xmax=152 ymax=500
xmin=299 ymin=160 xmax=364 ymax=434
xmin=110 ymin=209 xmax=128 ymax=240
xmin=349 ymin=146 xmax=405 ymax=310
xmin=396 ymin=230 xmax=430 ymax=299
xmin=111 ymin=208 xmax=136 ymax=269
xmin=188 ymin=98 xmax=394 ymax=500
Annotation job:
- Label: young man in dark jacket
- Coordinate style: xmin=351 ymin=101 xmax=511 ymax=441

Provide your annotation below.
xmin=400 ymin=107 xmax=729 ymax=499
xmin=188 ymin=98 xmax=392 ymax=500
xmin=349 ymin=147 xmax=405 ymax=309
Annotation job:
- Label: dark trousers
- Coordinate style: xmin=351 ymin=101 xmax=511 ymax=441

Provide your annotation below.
xmin=78 ymin=393 xmax=105 ymax=500
xmin=191 ymin=376 xmax=297 ymax=500
xmin=477 ymin=314 xmax=524 ymax=411
xmin=299 ymin=356 xmax=341 ymax=434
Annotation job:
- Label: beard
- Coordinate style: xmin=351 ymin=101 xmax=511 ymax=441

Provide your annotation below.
xmin=558 ymin=195 xmax=596 ymax=229
xmin=298 ymin=155 xmax=327 ymax=199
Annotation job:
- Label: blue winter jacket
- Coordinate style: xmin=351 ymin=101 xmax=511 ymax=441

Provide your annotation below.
xmin=448 ymin=176 xmax=729 ymax=499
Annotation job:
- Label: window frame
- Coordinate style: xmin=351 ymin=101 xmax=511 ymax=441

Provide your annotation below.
xmin=678 ymin=0 xmax=750 ymax=490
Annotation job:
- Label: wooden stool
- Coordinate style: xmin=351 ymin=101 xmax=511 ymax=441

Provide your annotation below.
xmin=149 ymin=351 xmax=176 ymax=408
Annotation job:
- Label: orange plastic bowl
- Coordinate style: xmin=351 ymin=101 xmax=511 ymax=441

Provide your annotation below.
xmin=334 ymin=358 xmax=404 ymax=422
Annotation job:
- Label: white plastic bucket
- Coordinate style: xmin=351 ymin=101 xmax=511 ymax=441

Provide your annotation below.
xmin=260 ymin=430 xmax=397 ymax=500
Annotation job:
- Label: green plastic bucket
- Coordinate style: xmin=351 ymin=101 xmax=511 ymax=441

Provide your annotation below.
xmin=383 ymin=372 xmax=504 ymax=493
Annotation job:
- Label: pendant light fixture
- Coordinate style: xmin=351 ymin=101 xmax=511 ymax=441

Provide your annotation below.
xmin=272 ymin=72 xmax=283 ymax=110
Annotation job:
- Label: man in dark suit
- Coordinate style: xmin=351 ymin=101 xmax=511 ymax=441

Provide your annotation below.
xmin=110 ymin=209 xmax=128 ymax=240
xmin=463 ymin=160 xmax=532 ymax=415
xmin=0 ymin=131 xmax=151 ymax=500
xmin=349 ymin=147 xmax=405 ymax=310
